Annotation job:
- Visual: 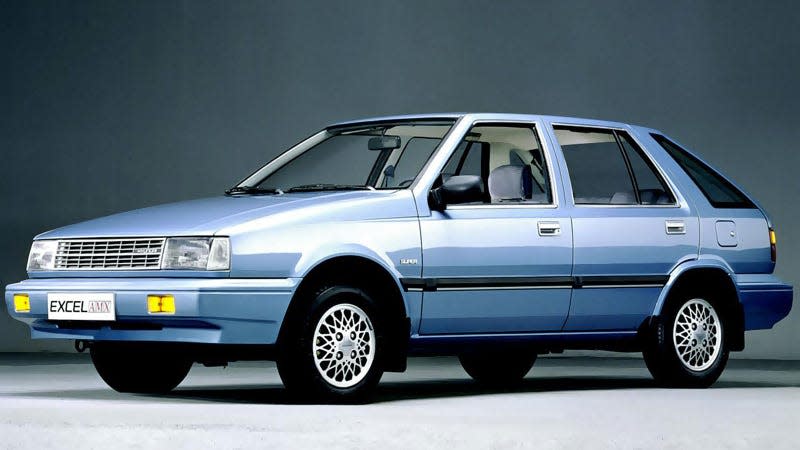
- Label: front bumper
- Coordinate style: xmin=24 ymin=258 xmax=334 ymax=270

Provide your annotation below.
xmin=5 ymin=277 xmax=299 ymax=345
xmin=737 ymin=274 xmax=793 ymax=330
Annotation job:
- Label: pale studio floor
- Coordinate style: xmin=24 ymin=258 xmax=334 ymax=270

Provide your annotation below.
xmin=0 ymin=353 xmax=798 ymax=449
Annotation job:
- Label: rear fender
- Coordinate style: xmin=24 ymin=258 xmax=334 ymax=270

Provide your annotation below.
xmin=653 ymin=258 xmax=738 ymax=317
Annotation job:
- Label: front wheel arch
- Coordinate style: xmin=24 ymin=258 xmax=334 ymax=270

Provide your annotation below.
xmin=278 ymin=255 xmax=410 ymax=372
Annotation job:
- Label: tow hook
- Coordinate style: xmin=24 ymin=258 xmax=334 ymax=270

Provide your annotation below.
xmin=74 ymin=340 xmax=90 ymax=353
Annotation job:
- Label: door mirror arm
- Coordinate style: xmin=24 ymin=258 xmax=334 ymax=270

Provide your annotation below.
xmin=428 ymin=175 xmax=483 ymax=211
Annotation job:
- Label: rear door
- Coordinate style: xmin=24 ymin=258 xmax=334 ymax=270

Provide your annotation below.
xmin=547 ymin=124 xmax=699 ymax=331
xmin=417 ymin=121 xmax=573 ymax=334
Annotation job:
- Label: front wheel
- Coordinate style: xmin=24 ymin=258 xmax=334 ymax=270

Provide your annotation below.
xmin=643 ymin=295 xmax=729 ymax=388
xmin=277 ymin=285 xmax=384 ymax=402
xmin=90 ymin=343 xmax=192 ymax=393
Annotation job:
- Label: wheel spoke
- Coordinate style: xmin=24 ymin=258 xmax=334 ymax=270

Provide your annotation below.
xmin=672 ymin=298 xmax=723 ymax=372
xmin=312 ymin=302 xmax=376 ymax=389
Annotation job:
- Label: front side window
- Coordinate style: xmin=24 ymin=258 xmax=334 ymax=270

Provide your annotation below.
xmin=438 ymin=124 xmax=552 ymax=204
xmin=555 ymin=126 xmax=675 ymax=205
xmin=239 ymin=120 xmax=455 ymax=192
xmin=651 ymin=134 xmax=755 ymax=209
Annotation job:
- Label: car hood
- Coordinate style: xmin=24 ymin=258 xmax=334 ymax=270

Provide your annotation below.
xmin=36 ymin=190 xmax=417 ymax=239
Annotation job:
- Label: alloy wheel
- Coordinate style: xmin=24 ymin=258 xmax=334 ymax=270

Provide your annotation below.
xmin=312 ymin=303 xmax=376 ymax=388
xmin=672 ymin=298 xmax=722 ymax=372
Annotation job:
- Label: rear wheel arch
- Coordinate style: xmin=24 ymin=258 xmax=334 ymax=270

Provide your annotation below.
xmin=654 ymin=266 xmax=744 ymax=351
xmin=278 ymin=255 xmax=410 ymax=372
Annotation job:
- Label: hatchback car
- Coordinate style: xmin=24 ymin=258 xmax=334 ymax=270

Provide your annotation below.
xmin=6 ymin=113 xmax=792 ymax=401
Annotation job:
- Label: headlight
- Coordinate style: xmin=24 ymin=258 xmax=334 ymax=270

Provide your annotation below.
xmin=27 ymin=240 xmax=58 ymax=271
xmin=162 ymin=237 xmax=230 ymax=271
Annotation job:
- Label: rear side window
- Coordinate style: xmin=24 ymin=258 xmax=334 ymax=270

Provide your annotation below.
xmin=651 ymin=134 xmax=755 ymax=209
xmin=618 ymin=132 xmax=676 ymax=205
xmin=555 ymin=127 xmax=636 ymax=204
xmin=554 ymin=126 xmax=676 ymax=205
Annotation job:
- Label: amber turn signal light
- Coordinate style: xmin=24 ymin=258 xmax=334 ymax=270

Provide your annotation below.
xmin=769 ymin=228 xmax=777 ymax=263
xmin=147 ymin=295 xmax=175 ymax=314
xmin=13 ymin=294 xmax=30 ymax=313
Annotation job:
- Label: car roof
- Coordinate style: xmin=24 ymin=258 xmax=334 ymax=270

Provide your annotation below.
xmin=326 ymin=113 xmax=647 ymax=131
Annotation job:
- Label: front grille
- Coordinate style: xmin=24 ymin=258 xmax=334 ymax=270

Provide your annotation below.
xmin=54 ymin=238 xmax=165 ymax=270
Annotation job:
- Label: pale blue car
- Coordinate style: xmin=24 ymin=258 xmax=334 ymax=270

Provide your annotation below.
xmin=5 ymin=113 xmax=792 ymax=401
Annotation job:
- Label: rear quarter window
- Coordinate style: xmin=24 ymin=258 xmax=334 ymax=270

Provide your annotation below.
xmin=651 ymin=134 xmax=755 ymax=209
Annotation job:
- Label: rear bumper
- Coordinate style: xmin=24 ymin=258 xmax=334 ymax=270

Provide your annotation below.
xmin=5 ymin=277 xmax=299 ymax=345
xmin=737 ymin=274 xmax=793 ymax=330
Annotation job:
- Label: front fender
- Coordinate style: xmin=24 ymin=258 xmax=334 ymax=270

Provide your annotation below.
xmin=229 ymin=218 xmax=422 ymax=279
xmin=293 ymin=239 xmax=418 ymax=281
xmin=291 ymin=224 xmax=422 ymax=321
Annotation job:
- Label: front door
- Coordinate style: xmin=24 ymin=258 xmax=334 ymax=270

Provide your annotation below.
xmin=418 ymin=122 xmax=573 ymax=334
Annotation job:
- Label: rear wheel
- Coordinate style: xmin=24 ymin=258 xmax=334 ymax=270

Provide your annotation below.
xmin=277 ymin=285 xmax=384 ymax=402
xmin=643 ymin=294 xmax=729 ymax=388
xmin=90 ymin=343 xmax=192 ymax=393
xmin=459 ymin=351 xmax=536 ymax=385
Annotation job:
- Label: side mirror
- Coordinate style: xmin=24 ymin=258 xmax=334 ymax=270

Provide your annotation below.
xmin=428 ymin=175 xmax=483 ymax=210
xmin=368 ymin=136 xmax=401 ymax=151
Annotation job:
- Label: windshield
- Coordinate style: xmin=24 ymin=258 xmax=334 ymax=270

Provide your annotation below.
xmin=233 ymin=120 xmax=455 ymax=193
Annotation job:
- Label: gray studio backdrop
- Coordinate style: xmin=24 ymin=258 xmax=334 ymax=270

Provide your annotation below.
xmin=1 ymin=0 xmax=797 ymax=357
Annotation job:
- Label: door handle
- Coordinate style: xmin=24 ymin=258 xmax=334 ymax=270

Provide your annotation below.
xmin=538 ymin=221 xmax=561 ymax=236
xmin=665 ymin=220 xmax=686 ymax=235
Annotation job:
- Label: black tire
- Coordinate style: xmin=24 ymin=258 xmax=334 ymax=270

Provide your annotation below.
xmin=643 ymin=291 xmax=730 ymax=388
xmin=277 ymin=285 xmax=385 ymax=402
xmin=90 ymin=342 xmax=192 ymax=394
xmin=459 ymin=351 xmax=536 ymax=385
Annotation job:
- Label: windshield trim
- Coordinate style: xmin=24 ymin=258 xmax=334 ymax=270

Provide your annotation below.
xmin=326 ymin=118 xmax=460 ymax=133
xmin=328 ymin=113 xmax=462 ymax=127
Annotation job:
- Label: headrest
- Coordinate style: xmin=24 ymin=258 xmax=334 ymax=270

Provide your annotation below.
xmin=609 ymin=191 xmax=636 ymax=204
xmin=488 ymin=165 xmax=533 ymax=201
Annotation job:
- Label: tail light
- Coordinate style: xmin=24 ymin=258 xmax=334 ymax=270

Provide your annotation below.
xmin=769 ymin=227 xmax=777 ymax=263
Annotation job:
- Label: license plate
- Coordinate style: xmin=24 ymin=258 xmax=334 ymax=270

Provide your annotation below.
xmin=47 ymin=293 xmax=116 ymax=321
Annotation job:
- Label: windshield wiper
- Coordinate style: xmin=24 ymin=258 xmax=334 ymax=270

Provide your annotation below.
xmin=286 ymin=184 xmax=376 ymax=193
xmin=225 ymin=185 xmax=283 ymax=196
